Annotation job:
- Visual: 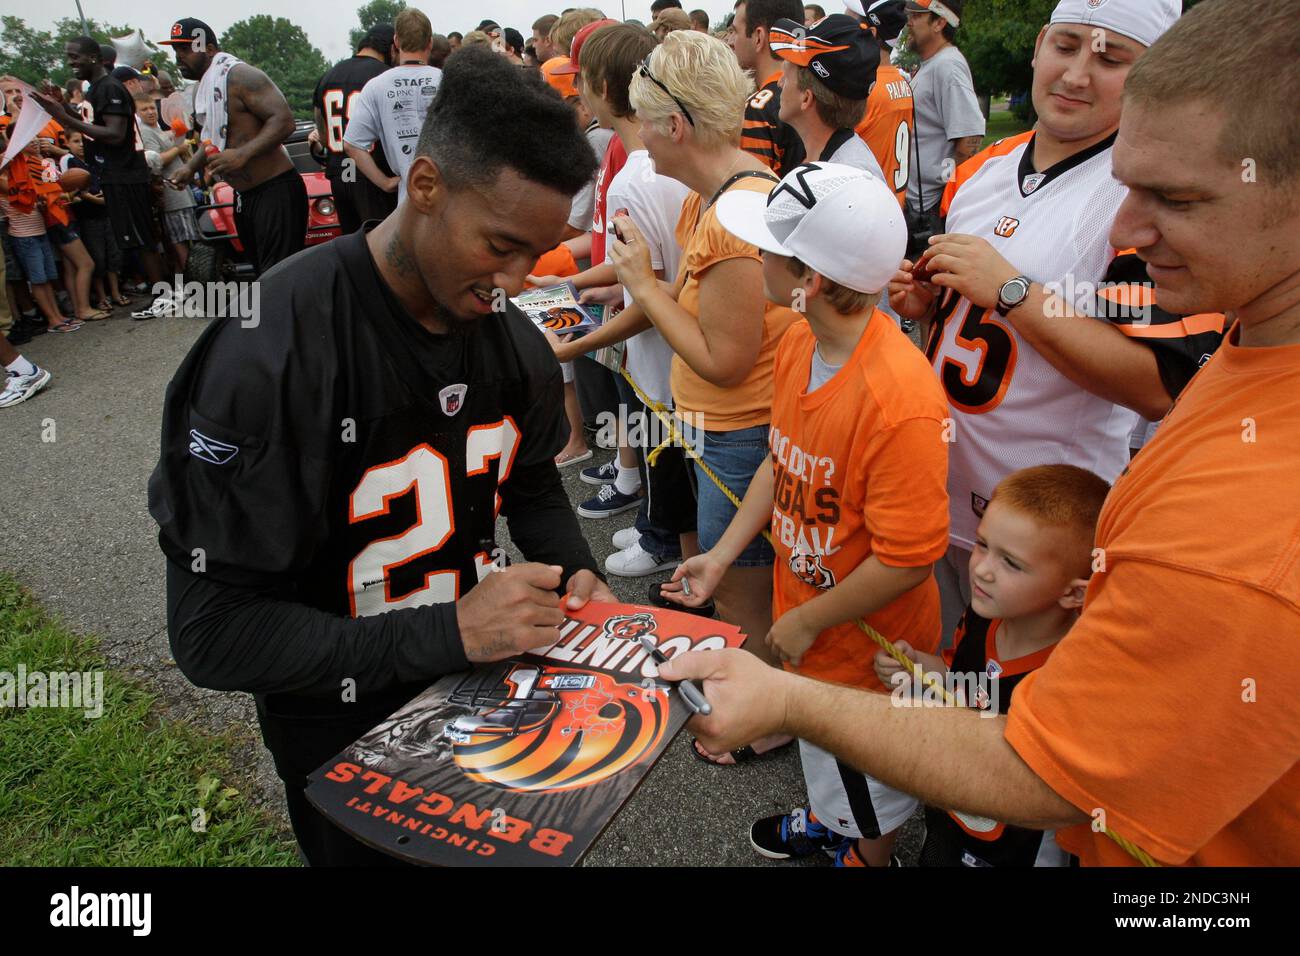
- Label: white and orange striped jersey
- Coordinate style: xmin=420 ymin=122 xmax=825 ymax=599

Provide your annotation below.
xmin=928 ymin=131 xmax=1224 ymax=548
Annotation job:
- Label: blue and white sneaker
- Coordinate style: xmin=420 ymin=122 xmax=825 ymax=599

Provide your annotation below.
xmin=577 ymin=483 xmax=642 ymax=519
xmin=750 ymin=807 xmax=847 ymax=860
xmin=581 ymin=459 xmax=618 ymax=486
xmin=0 ymin=366 xmax=52 ymax=408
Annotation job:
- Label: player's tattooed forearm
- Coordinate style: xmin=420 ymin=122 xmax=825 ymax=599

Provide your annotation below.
xmin=385 ymin=233 xmax=417 ymax=277
xmin=466 ymin=631 xmax=515 ymax=663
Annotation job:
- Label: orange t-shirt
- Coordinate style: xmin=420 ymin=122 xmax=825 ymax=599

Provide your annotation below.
xmin=528 ymin=244 xmax=579 ymax=285
xmin=769 ymin=314 xmax=950 ymax=688
xmin=855 ymin=64 xmax=914 ymax=206
xmin=670 ymin=177 xmax=800 ymax=431
xmin=1005 ymin=326 xmax=1300 ymax=865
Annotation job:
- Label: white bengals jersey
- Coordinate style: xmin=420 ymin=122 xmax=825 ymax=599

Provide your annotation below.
xmin=928 ymin=131 xmax=1135 ymax=548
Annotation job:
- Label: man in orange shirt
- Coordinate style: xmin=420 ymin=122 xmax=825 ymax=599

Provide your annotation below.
xmin=659 ymin=0 xmax=1300 ymax=867
xmin=850 ymin=0 xmax=914 ymax=204
xmin=665 ymin=163 xmax=949 ymax=867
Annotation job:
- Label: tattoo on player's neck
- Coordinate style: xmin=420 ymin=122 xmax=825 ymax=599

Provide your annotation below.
xmin=386 ymin=233 xmax=416 ymax=277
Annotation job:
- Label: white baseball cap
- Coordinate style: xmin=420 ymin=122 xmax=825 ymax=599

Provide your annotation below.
xmin=716 ymin=162 xmax=907 ymax=294
xmin=1049 ymin=0 xmax=1180 ymax=49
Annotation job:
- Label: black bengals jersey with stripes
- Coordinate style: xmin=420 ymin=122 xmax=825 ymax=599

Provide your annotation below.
xmin=313 ymin=56 xmax=394 ymax=180
xmin=741 ymin=70 xmax=805 ymax=177
xmin=919 ymin=607 xmax=1073 ymax=867
xmin=148 ymin=228 xmax=598 ymax=713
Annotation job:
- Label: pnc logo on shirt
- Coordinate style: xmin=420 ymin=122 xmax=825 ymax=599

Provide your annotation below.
xmin=993 ymin=216 xmax=1020 ymax=238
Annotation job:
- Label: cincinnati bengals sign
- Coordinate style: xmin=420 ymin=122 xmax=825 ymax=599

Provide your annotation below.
xmin=307 ymin=601 xmax=745 ymax=866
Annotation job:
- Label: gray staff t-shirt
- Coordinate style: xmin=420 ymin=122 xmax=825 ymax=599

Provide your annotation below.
xmin=906 ymin=44 xmax=985 ymax=212
xmin=344 ymin=65 xmax=442 ymax=205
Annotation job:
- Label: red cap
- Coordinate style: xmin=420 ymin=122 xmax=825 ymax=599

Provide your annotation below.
xmin=552 ymin=19 xmax=619 ymax=74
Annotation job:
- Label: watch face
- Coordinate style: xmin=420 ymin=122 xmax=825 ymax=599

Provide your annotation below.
xmin=1003 ymin=278 xmax=1029 ymax=305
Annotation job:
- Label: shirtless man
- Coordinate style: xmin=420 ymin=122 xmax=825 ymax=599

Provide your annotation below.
xmin=159 ymin=18 xmax=307 ymax=274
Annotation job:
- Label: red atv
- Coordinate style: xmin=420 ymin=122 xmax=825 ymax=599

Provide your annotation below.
xmin=185 ymin=121 xmax=340 ymax=282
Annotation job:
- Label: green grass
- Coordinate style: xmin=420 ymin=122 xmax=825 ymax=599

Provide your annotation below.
xmin=0 ymin=574 xmax=300 ymax=866
xmin=984 ymin=106 xmax=1033 ymax=147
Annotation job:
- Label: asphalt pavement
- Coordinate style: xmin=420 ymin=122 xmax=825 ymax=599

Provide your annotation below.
xmin=2 ymin=309 xmax=923 ymax=866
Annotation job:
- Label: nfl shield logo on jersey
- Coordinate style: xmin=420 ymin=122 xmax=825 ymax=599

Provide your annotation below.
xmin=1022 ymin=172 xmax=1046 ymax=194
xmin=439 ymin=384 xmax=467 ymax=416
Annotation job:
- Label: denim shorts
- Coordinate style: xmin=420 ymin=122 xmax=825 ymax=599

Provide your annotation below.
xmin=9 ymin=233 xmax=58 ymax=284
xmin=680 ymin=419 xmax=775 ymax=568
xmin=46 ymin=221 xmax=80 ymax=246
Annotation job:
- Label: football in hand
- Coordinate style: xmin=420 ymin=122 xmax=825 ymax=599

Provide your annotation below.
xmin=59 ymin=167 xmax=92 ymax=192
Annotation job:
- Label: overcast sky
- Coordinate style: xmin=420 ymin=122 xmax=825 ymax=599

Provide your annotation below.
xmin=11 ymin=1 xmax=754 ymax=65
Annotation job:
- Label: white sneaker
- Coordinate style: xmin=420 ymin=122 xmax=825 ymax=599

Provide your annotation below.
xmin=604 ymin=541 xmax=680 ymax=578
xmin=132 ymin=293 xmax=178 ymax=320
xmin=611 ymin=526 xmax=640 ymax=551
xmin=0 ymin=366 xmax=52 ymax=408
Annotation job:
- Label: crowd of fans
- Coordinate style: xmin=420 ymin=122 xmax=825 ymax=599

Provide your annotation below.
xmin=7 ymin=0 xmax=1296 ymax=869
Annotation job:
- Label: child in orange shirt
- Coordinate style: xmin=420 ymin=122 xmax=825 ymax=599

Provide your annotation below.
xmin=874 ymin=463 xmax=1110 ymax=866
xmin=664 ymin=162 xmax=950 ymax=866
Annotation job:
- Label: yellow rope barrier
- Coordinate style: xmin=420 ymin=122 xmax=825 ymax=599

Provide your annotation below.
xmin=613 ymin=363 xmax=1160 ymax=867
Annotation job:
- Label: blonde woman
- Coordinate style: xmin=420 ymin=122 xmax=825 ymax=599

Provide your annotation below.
xmin=608 ymin=29 xmax=799 ymax=764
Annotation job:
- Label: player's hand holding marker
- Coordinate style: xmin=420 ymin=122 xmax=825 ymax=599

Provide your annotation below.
xmin=455 ymin=563 xmax=615 ymax=663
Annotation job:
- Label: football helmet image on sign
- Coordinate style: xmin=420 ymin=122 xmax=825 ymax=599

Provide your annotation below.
xmin=445 ymin=663 xmax=669 ymax=793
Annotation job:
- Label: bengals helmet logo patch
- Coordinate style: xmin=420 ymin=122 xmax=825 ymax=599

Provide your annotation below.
xmin=993 ymin=216 xmax=1020 ymax=238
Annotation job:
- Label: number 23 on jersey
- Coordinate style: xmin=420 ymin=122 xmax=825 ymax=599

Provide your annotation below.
xmin=347 ymin=419 xmax=520 ymax=616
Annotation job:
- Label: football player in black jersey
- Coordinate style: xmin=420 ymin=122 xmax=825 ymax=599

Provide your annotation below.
xmin=312 ymin=24 xmax=398 ymax=235
xmin=149 ymin=46 xmax=611 ymax=866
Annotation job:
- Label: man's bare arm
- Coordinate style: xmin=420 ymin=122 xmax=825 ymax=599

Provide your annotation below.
xmin=1008 ymin=285 xmax=1172 ymax=420
xmin=343 ymin=141 xmax=398 ymax=192
xmin=784 ymin=677 xmax=1088 ymax=830
xmin=951 ymin=134 xmax=983 ymax=167
xmin=228 ymin=64 xmax=296 ymax=159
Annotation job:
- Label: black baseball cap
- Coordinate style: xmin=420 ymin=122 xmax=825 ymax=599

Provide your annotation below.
xmin=111 ymin=65 xmax=142 ymax=82
xmin=359 ymin=23 xmax=395 ymax=53
xmin=853 ymin=0 xmax=908 ymax=47
xmin=768 ymin=14 xmax=881 ymax=100
xmin=158 ymin=18 xmax=220 ymax=49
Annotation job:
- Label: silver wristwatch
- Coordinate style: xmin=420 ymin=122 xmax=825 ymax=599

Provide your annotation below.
xmin=996 ymin=275 xmax=1032 ymax=316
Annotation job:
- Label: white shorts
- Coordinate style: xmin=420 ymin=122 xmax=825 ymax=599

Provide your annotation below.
xmin=799 ymin=739 xmax=918 ymax=840
xmin=936 ymin=542 xmax=973 ymax=648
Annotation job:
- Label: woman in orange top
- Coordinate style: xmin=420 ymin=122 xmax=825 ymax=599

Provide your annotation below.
xmin=609 ymin=31 xmax=800 ymax=761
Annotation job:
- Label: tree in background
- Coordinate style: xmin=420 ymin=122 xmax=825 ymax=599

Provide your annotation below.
xmin=348 ymin=0 xmax=407 ymax=54
xmin=0 ymin=16 xmax=136 ymax=87
xmin=222 ymin=16 xmax=330 ymax=120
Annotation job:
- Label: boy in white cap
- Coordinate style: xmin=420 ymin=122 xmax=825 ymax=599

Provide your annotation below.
xmin=889 ymin=0 xmax=1224 ymax=639
xmin=664 ymin=162 xmax=950 ymax=866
